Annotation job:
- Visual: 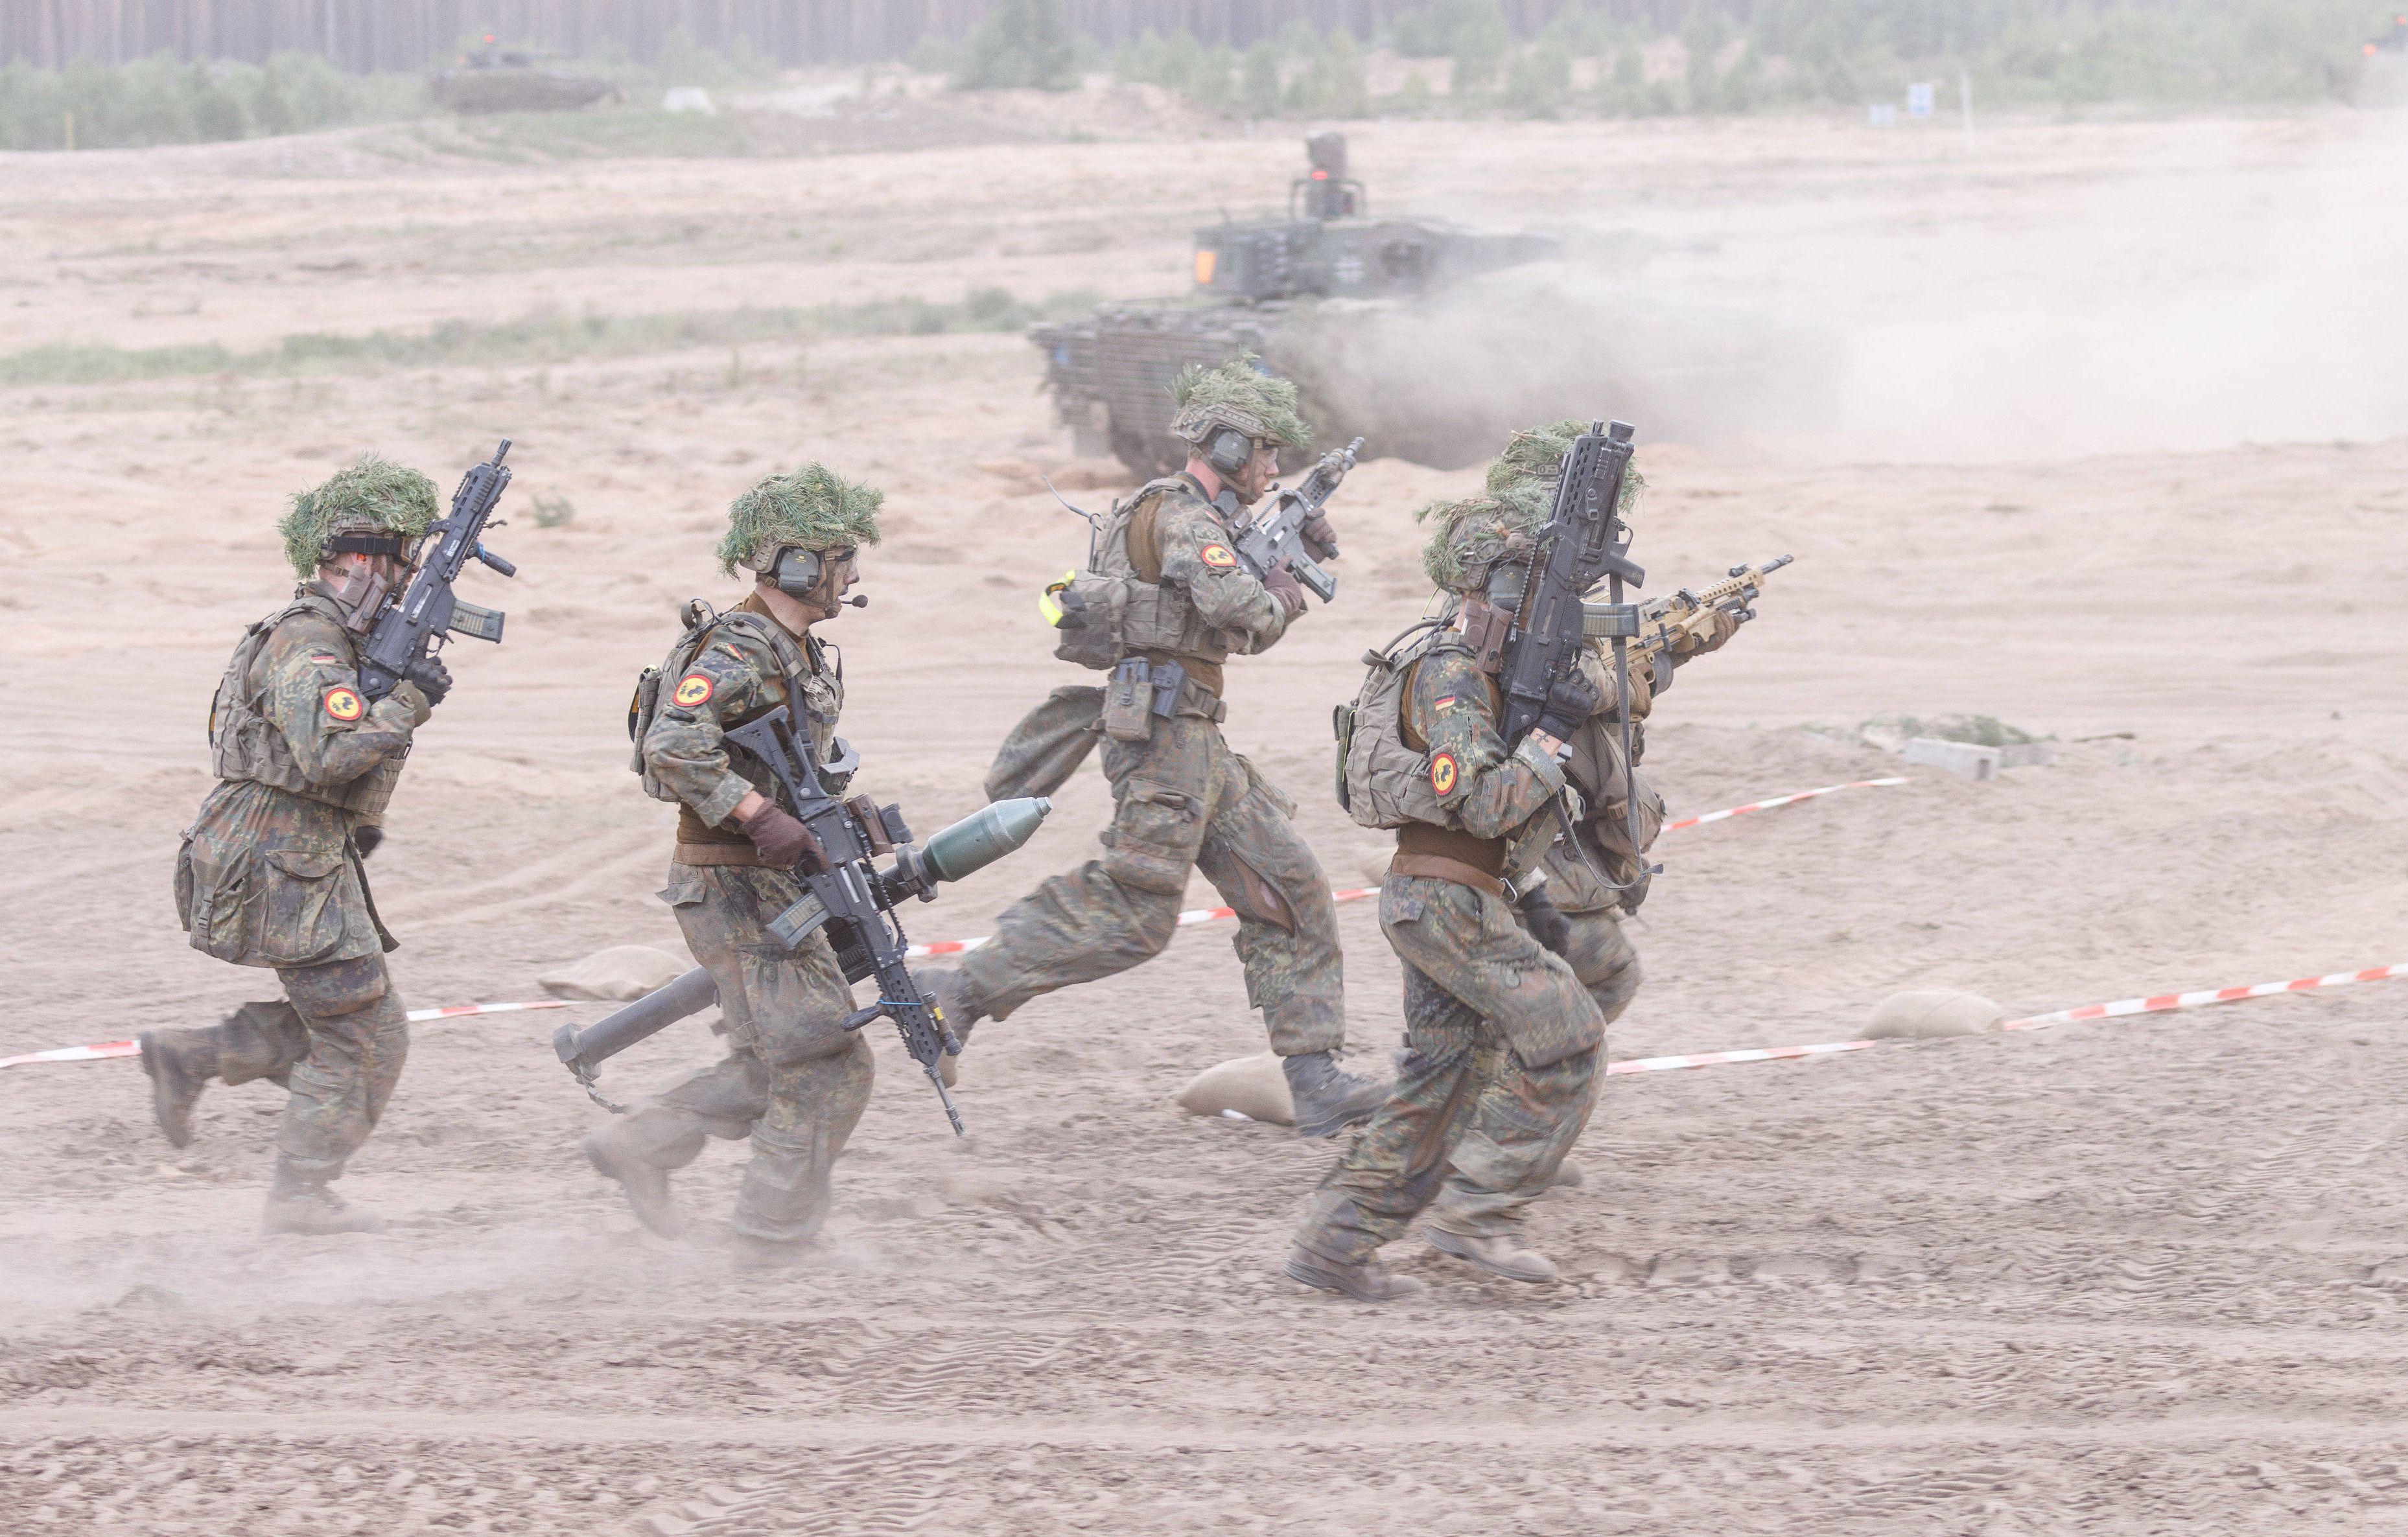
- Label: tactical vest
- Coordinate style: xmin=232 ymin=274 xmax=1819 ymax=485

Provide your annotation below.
xmin=207 ymin=592 xmax=405 ymax=818
xmin=1048 ymin=477 xmax=1245 ymax=677
xmin=1337 ymin=625 xmax=1562 ymax=886
xmin=1336 ymin=623 xmax=1474 ymax=833
xmin=627 ymin=600 xmax=841 ymax=807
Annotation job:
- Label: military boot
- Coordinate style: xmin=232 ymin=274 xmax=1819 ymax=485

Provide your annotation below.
xmin=1427 ymin=1227 xmax=1558 ymax=1283
xmin=911 ymin=967 xmax=977 ymax=1087
xmin=582 ymin=1123 xmax=685 ymax=1238
xmin=1281 ymin=1051 xmax=1388 ymax=1138
xmin=135 ymin=1028 xmax=218 ymax=1148
xmin=1284 ymin=1245 xmax=1427 ymax=1303
xmin=263 ymin=1171 xmax=386 ymax=1235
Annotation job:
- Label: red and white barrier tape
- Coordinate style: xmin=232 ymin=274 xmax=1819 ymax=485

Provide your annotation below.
xmin=906 ymin=776 xmax=1910 ymax=958
xmin=1661 ymin=776 xmax=1907 ymax=833
xmin=0 ymin=1000 xmax=577 ymax=1070
xmin=1606 ymin=960 xmax=2408 ymax=1078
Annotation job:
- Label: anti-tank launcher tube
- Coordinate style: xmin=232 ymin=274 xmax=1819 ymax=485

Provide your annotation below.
xmin=551 ymin=797 xmax=1053 ymax=1111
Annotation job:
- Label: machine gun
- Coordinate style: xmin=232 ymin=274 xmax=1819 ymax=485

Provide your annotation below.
xmin=1587 ymin=554 xmax=1793 ymax=688
xmin=357 ymin=439 xmax=517 ymax=702
xmin=1497 ymin=419 xmax=1654 ymax=906
xmin=553 ymin=706 xmax=1052 ymax=1134
xmin=1230 ymin=435 xmax=1358 ymax=604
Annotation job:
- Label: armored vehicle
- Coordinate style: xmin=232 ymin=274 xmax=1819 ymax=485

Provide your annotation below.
xmin=431 ymin=46 xmax=622 ymax=115
xmin=1033 ymin=133 xmax=1562 ymax=475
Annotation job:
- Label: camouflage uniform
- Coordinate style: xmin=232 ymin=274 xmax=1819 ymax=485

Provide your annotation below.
xmin=150 ymin=579 xmax=434 ymax=1216
xmin=587 ymin=465 xmax=889 ymax=1254
xmin=607 ymin=593 xmax=872 ymax=1247
xmin=954 ymin=471 xmax=1344 ymax=1056
xmin=1295 ymin=636 xmax=1607 ymax=1271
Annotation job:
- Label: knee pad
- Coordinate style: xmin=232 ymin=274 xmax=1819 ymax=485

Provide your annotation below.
xmin=279 ymin=954 xmax=391 ymax=1019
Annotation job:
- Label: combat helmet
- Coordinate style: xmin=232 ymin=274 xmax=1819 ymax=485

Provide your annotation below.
xmin=1167 ymin=353 xmax=1313 ymax=455
xmin=716 ymin=463 xmax=884 ymax=576
xmin=1415 ymin=485 xmax=1549 ymax=595
xmin=277 ymin=455 xmax=439 ymax=577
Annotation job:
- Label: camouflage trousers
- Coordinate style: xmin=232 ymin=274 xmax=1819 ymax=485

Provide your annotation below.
xmin=957 ymin=711 xmax=1344 ymax=1056
xmin=1294 ymin=874 xmax=1609 ymax=1265
xmin=176 ymin=953 xmax=409 ymax=1183
xmin=612 ymin=862 xmax=873 ymax=1245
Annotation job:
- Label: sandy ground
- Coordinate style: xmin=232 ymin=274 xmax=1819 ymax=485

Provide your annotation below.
xmin=3 ymin=95 xmax=2407 ymax=1535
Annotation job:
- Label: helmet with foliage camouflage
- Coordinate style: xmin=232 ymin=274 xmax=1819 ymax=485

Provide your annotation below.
xmin=278 ymin=455 xmax=439 ymax=577
xmin=1167 ymin=353 xmax=1313 ymax=452
xmin=1420 ymin=419 xmax=1647 ymax=593
xmin=716 ymin=463 xmax=885 ymax=577
xmin=1416 ymin=485 xmax=1551 ymax=594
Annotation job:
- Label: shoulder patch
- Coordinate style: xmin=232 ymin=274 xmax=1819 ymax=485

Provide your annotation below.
xmin=1429 ymin=752 xmax=1460 ymax=798
xmin=672 ymin=673 xmax=715 ymax=708
xmin=307 ymin=653 xmax=343 ymax=665
xmin=1198 ymin=543 xmax=1237 ymax=570
xmin=322 ymin=686 xmax=366 ymax=722
xmin=1432 ymin=695 xmax=1459 ymax=711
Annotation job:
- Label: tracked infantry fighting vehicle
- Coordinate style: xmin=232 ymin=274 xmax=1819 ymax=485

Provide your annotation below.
xmin=430 ymin=45 xmax=622 ymax=115
xmin=1033 ymin=134 xmax=1561 ymax=474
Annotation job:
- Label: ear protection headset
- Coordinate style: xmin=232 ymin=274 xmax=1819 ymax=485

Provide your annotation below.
xmin=1202 ymin=426 xmax=1255 ymax=477
xmin=770 ymin=546 xmax=824 ymax=598
xmin=769 ymin=546 xmax=869 ymax=608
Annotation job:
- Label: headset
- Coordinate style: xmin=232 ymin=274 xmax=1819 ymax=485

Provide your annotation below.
xmin=1202 ymin=426 xmax=1255 ymax=478
xmin=769 ymin=546 xmax=867 ymax=608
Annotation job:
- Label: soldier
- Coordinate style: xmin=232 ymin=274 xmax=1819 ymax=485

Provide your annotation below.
xmin=1292 ymin=430 xmax=1726 ymax=1300
xmin=581 ymin=465 xmax=885 ymax=1268
xmin=141 ymin=456 xmax=456 ymax=1234
xmin=917 ymin=358 xmax=1385 ymax=1137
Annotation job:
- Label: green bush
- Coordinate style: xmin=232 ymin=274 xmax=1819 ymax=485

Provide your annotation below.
xmin=0 ymin=51 xmax=427 ymax=150
xmin=1448 ymin=0 xmax=1512 ymax=98
xmin=954 ymin=0 xmax=1079 ymax=91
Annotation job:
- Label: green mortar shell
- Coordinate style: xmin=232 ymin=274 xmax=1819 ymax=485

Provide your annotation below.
xmin=919 ymin=797 xmax=1053 ymax=885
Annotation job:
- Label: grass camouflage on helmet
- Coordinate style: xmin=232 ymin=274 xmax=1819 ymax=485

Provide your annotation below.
xmin=717 ymin=463 xmax=885 ymax=576
xmin=1167 ymin=352 xmax=1313 ymax=451
xmin=278 ymin=455 xmax=439 ymax=577
xmin=1418 ymin=417 xmax=1650 ymax=592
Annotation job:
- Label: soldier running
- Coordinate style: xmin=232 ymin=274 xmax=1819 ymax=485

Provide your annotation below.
xmin=917 ymin=358 xmax=1385 ymax=1137
xmin=141 ymin=457 xmax=456 ymax=1234
xmin=581 ymin=466 xmax=887 ymax=1268
xmin=1291 ymin=424 xmax=1729 ymax=1299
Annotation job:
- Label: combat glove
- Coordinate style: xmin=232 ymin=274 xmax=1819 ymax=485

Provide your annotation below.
xmin=404 ymin=654 xmax=454 ymax=706
xmin=1518 ymin=889 xmax=1572 ymax=958
xmin=1299 ymin=511 xmax=1339 ymax=561
xmin=738 ymin=802 xmax=830 ymax=874
xmin=1262 ymin=563 xmax=1307 ymax=619
xmin=1534 ymin=673 xmax=1602 ymax=743
xmin=352 ymin=824 xmax=384 ymax=859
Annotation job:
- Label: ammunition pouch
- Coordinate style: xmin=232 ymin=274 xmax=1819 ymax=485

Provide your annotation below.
xmin=1101 ymin=657 xmax=1192 ymax=743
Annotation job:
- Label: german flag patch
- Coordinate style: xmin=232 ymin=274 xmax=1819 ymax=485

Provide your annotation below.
xmin=1198 ymin=543 xmax=1237 ymax=570
xmin=672 ymin=673 xmax=715 ymax=708
xmin=322 ymin=686 xmax=366 ymax=722
xmin=1429 ymin=752 xmax=1459 ymax=797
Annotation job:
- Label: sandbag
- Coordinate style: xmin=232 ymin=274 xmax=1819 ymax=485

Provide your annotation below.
xmin=1864 ymin=989 xmax=2006 ymax=1040
xmin=539 ymin=945 xmax=694 ymax=1002
xmin=1173 ymin=1052 xmax=1294 ymax=1126
xmin=985 ymin=686 xmax=1105 ymax=802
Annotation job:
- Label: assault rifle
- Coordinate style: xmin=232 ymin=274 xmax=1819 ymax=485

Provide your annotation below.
xmin=1497 ymin=419 xmax=1654 ymax=905
xmin=1230 ymin=435 xmax=1360 ymax=603
xmin=357 ymin=439 xmax=517 ymax=702
xmin=723 ymin=709 xmax=1051 ymax=1133
xmin=1587 ymin=554 xmax=1794 ymax=686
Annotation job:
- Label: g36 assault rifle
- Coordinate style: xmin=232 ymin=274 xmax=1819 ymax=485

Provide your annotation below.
xmin=357 ymin=439 xmax=517 ymax=702
xmin=1497 ymin=419 xmax=1655 ymax=907
xmin=1230 ymin=435 xmax=1360 ymax=603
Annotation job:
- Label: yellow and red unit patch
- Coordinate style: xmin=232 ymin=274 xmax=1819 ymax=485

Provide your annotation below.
xmin=1429 ymin=752 xmax=1460 ymax=796
xmin=321 ymin=686 xmax=366 ymax=722
xmin=672 ymin=673 xmax=715 ymax=708
xmin=1198 ymin=543 xmax=1237 ymax=569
